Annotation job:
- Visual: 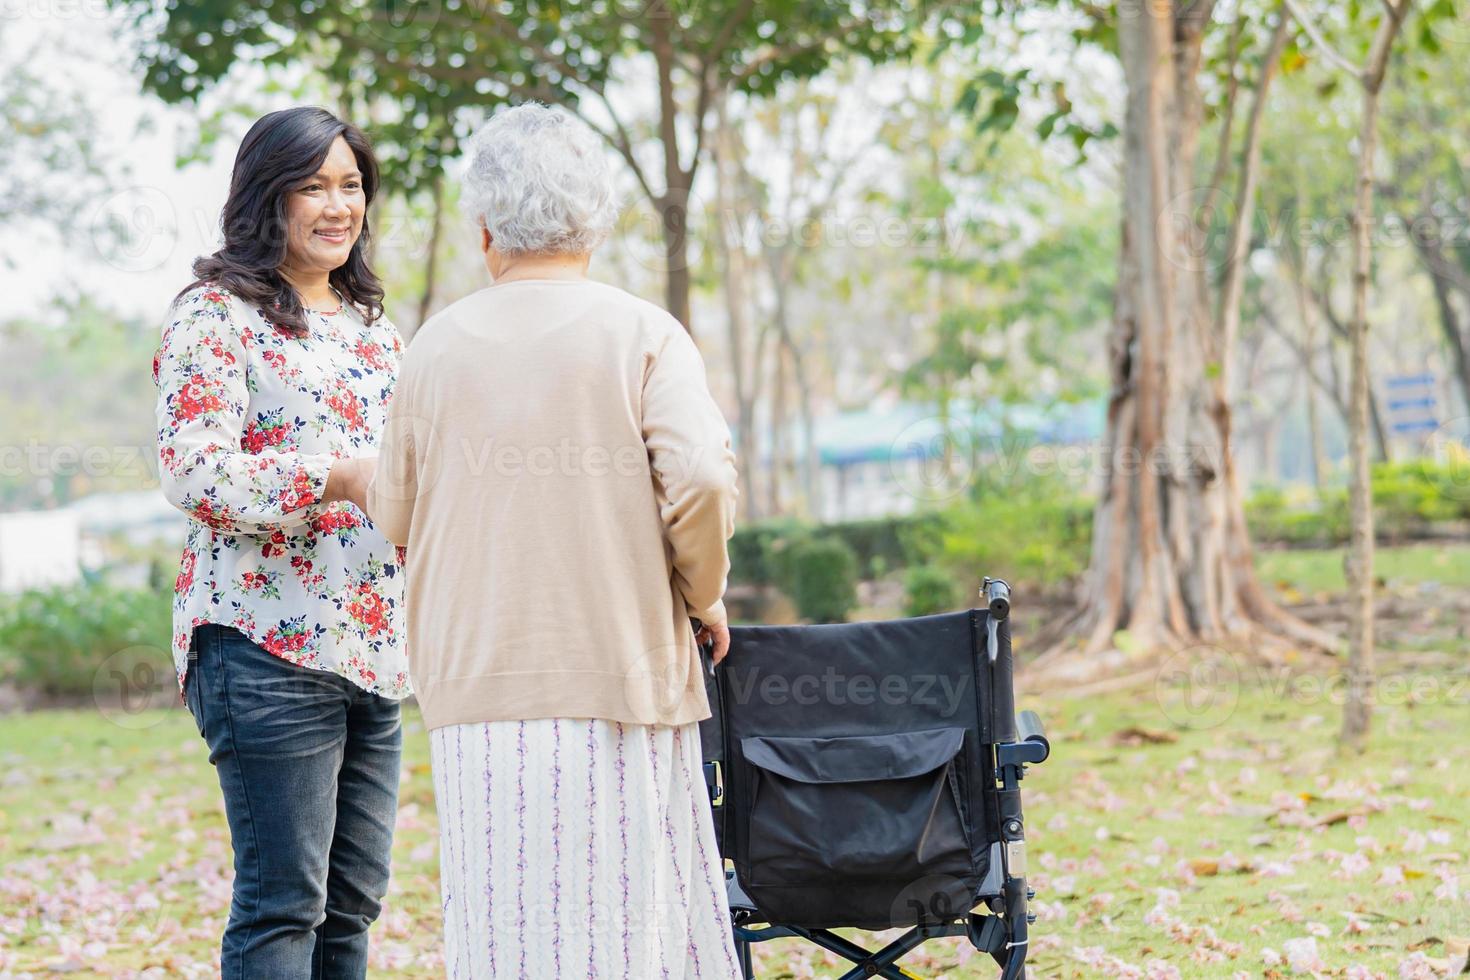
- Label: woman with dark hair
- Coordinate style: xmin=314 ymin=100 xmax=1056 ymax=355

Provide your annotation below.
xmin=152 ymin=106 xmax=410 ymax=978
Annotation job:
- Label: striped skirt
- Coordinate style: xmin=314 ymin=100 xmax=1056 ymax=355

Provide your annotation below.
xmin=429 ymin=718 xmax=742 ymax=979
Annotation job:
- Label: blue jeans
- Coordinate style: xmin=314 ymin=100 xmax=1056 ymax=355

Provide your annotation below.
xmin=184 ymin=623 xmax=402 ymax=980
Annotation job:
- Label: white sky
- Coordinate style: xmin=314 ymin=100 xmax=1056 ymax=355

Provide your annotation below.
xmin=1 ymin=10 xmax=255 ymax=323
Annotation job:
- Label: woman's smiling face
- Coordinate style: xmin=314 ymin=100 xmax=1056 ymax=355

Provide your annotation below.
xmin=281 ymin=135 xmax=365 ymax=278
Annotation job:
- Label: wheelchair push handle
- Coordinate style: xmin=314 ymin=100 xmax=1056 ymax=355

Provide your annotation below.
xmin=692 ymin=618 xmax=717 ymax=676
xmin=982 ymin=577 xmax=1011 ymax=621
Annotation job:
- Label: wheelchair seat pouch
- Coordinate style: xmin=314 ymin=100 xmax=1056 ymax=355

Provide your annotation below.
xmin=706 ymin=610 xmax=1007 ymax=932
xmin=740 ymin=727 xmax=974 ymax=925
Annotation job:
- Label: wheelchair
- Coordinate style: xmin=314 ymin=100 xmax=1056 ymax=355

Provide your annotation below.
xmin=699 ymin=579 xmax=1048 ymax=979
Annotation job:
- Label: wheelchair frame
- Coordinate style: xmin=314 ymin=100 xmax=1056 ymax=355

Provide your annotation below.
xmin=701 ymin=578 xmax=1049 ymax=980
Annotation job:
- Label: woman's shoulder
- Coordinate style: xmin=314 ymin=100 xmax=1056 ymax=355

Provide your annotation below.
xmin=166 ymin=282 xmax=278 ymax=333
xmin=561 ymin=280 xmax=687 ymax=350
xmin=169 ymin=281 xmax=245 ymax=319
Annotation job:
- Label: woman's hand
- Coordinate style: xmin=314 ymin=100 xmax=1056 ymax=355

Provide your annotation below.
xmin=695 ymin=620 xmax=731 ymax=666
xmin=325 ymin=457 xmax=377 ymax=513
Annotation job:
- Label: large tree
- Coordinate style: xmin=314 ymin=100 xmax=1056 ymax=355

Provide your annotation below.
xmin=1067 ymin=1 xmax=1330 ymax=654
xmin=118 ymin=0 xmax=931 ymax=332
xmin=952 ymin=1 xmax=1343 ymax=658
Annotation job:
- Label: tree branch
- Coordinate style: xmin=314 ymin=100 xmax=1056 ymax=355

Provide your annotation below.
xmin=1259 ymin=302 xmax=1348 ymax=411
xmin=1281 ymin=0 xmax=1365 ymax=79
xmin=701 ymin=0 xmax=754 ymax=61
xmin=684 ymin=69 xmax=717 ymax=183
xmin=1362 ymin=0 xmax=1411 ymax=92
xmin=1215 ymin=3 xmax=1291 ymax=383
xmin=576 ymin=105 xmax=658 ymax=203
xmin=731 ymin=36 xmax=831 ymax=87
xmin=1201 ymin=11 xmax=1249 ymax=220
xmin=1177 ymin=0 xmax=1222 ymax=40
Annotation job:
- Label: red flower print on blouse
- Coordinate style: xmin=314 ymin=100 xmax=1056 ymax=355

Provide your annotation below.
xmin=326 ymin=383 xmax=366 ymax=432
xmin=278 ymin=468 xmax=323 ymax=513
xmin=189 ymin=496 xmax=237 ymax=532
xmin=262 ymin=617 xmax=313 ymax=658
xmin=353 ymin=338 xmax=390 ymax=371
xmin=174 ymin=374 xmax=228 ymax=422
xmin=347 ymin=581 xmax=389 ymax=636
xmin=312 ymin=507 xmax=363 ymax=539
xmin=241 ymin=409 xmax=298 ymax=454
xmin=175 ymin=549 xmax=197 ymax=595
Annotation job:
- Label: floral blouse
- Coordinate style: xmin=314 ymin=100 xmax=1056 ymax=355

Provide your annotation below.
xmin=153 ymin=284 xmax=412 ymax=701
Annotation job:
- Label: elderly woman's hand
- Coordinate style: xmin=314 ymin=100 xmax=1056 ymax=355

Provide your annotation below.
xmin=695 ymin=620 xmax=731 ymax=666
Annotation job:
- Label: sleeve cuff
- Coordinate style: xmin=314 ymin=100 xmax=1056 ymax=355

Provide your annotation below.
xmin=295 ymin=453 xmax=337 ymax=512
xmin=687 ymin=598 xmax=727 ymax=628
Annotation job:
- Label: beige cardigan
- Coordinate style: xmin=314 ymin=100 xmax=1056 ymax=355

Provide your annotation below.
xmin=365 ymin=279 xmax=738 ymax=730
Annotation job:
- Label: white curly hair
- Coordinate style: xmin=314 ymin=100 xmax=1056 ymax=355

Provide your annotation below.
xmin=461 ymin=103 xmax=619 ymax=256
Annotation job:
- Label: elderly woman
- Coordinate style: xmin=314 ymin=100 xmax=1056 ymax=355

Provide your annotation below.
xmin=366 ymin=103 xmax=742 ymax=976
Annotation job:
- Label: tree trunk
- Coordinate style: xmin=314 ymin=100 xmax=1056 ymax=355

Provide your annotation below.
xmin=414 ymin=173 xmax=445 ymax=338
xmin=768 ymin=340 xmax=789 ymax=517
xmin=1302 ymin=313 xmax=1329 ymax=492
xmin=1339 ymin=2 xmax=1409 ymax=751
xmin=1413 ymin=233 xmax=1470 ymax=413
xmin=658 ymin=190 xmax=694 ymax=330
xmin=649 ymin=11 xmax=696 ymax=332
xmin=1074 ymin=4 xmax=1332 ymax=657
xmin=712 ymin=94 xmax=761 ymax=521
xmin=766 ymin=246 xmax=821 ymax=520
xmin=1339 ymin=83 xmax=1380 ymax=748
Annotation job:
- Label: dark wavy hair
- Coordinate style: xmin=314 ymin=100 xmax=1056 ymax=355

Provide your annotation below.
xmin=185 ymin=107 xmax=384 ymax=338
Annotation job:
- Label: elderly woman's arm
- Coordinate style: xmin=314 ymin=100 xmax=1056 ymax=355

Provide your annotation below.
xmin=643 ymin=326 xmax=740 ymax=626
xmin=154 ymin=288 xmax=336 ymax=534
xmin=364 ymin=367 xmax=420 ymax=547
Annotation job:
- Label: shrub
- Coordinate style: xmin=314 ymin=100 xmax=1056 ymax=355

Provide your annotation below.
xmin=1373 ymin=462 xmax=1464 ymax=532
xmin=903 ymin=564 xmax=959 ymax=617
xmin=823 ymin=513 xmax=946 ymax=579
xmin=778 ymin=535 xmax=859 ymax=624
xmin=732 ymin=513 xmax=948 ymax=587
xmin=1244 ymin=461 xmax=1470 ymax=547
xmin=931 ymin=493 xmax=1092 ymax=594
xmin=0 ymin=581 xmax=172 ymax=696
xmin=729 ymin=517 xmax=807 ymax=588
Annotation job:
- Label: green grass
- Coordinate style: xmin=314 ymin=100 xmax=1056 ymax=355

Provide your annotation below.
xmin=3 ymin=662 xmax=1463 ymax=977
xmin=1256 ymin=541 xmax=1470 ymax=595
xmin=1 ymin=544 xmax=1466 ymax=977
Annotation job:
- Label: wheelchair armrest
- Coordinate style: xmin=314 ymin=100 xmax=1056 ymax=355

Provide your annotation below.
xmin=1015 ymin=710 xmax=1049 ymax=762
xmin=996 ymin=711 xmax=1049 ymax=769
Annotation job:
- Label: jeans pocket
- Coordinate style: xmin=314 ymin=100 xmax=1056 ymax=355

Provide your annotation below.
xmin=184 ymin=633 xmax=205 ymax=738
